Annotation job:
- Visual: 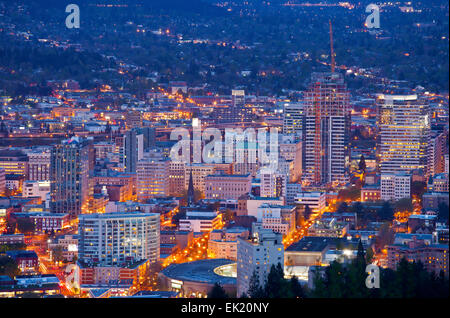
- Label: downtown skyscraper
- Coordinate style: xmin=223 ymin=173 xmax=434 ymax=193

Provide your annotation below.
xmin=123 ymin=129 xmax=144 ymax=173
xmin=50 ymin=137 xmax=94 ymax=218
xmin=378 ymin=94 xmax=431 ymax=175
xmin=303 ymin=72 xmax=350 ymax=186
xmin=78 ymin=211 xmax=160 ymax=267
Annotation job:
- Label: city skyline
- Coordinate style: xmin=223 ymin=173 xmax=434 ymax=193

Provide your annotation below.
xmin=0 ymin=0 xmax=448 ymax=304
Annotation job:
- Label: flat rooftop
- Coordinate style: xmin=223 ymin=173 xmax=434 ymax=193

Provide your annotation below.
xmin=286 ymin=236 xmax=342 ymax=253
xmin=160 ymin=259 xmax=236 ymax=286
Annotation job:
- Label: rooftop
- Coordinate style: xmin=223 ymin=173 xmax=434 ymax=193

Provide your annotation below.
xmin=160 ymin=259 xmax=236 ymax=286
xmin=286 ymin=236 xmax=343 ymax=253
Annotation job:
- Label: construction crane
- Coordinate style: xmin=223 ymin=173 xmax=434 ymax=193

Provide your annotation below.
xmin=329 ymin=20 xmax=335 ymax=73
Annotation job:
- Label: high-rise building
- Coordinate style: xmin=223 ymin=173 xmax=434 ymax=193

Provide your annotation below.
xmin=136 ymin=127 xmax=156 ymax=151
xmin=0 ymin=149 xmax=29 ymax=176
xmin=237 ymin=228 xmax=284 ymax=297
xmin=0 ymin=167 xmax=5 ymax=196
xmin=378 ymin=94 xmax=431 ymax=175
xmin=78 ymin=211 xmax=160 ymax=267
xmin=232 ymin=89 xmax=245 ymax=108
xmin=303 ymin=72 xmax=350 ymax=186
xmin=211 ymin=90 xmax=254 ymax=124
xmin=279 ymin=136 xmax=302 ymax=182
xmin=25 ymin=147 xmax=51 ymax=181
xmin=259 ymin=170 xmax=287 ymax=198
xmin=282 ymin=102 xmax=305 ymax=137
xmin=125 ymin=110 xmax=143 ymax=129
xmin=136 ymin=151 xmax=170 ymax=201
xmin=430 ymin=130 xmax=449 ymax=175
xmin=123 ymin=129 xmax=144 ymax=173
xmin=169 ymin=162 xmax=185 ymax=196
xmin=50 ymin=137 xmax=94 ymax=218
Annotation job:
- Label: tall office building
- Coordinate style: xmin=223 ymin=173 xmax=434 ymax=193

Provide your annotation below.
xmin=25 ymin=147 xmax=51 ymax=181
xmin=303 ymin=72 xmax=350 ymax=186
xmin=232 ymin=89 xmax=245 ymax=108
xmin=123 ymin=129 xmax=144 ymax=173
xmin=236 ymin=227 xmax=284 ymax=297
xmin=78 ymin=211 xmax=160 ymax=267
xmin=125 ymin=110 xmax=143 ymax=129
xmin=430 ymin=130 xmax=449 ymax=175
xmin=282 ymin=102 xmax=305 ymax=137
xmin=50 ymin=137 xmax=94 ymax=218
xmin=136 ymin=127 xmax=156 ymax=151
xmin=378 ymin=94 xmax=431 ymax=175
xmin=0 ymin=167 xmax=5 ymax=196
xmin=212 ymin=89 xmax=253 ymax=124
xmin=136 ymin=151 xmax=170 ymax=201
xmin=0 ymin=149 xmax=29 ymax=176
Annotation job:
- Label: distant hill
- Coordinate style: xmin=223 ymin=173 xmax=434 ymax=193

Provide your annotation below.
xmin=4 ymin=0 xmax=227 ymax=16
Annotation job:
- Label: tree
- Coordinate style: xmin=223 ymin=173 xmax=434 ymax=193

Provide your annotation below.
xmin=16 ymin=218 xmax=35 ymax=234
xmin=0 ymin=243 xmax=26 ymax=253
xmin=180 ymin=189 xmax=203 ymax=206
xmin=379 ymin=201 xmax=394 ymax=221
xmin=303 ymin=205 xmax=312 ymax=220
xmin=338 ymin=186 xmax=361 ymax=202
xmin=310 ymin=268 xmax=327 ymax=298
xmin=0 ymin=255 xmax=20 ymax=278
xmin=326 ymin=261 xmax=346 ymax=298
xmin=375 ymin=222 xmax=394 ymax=251
xmin=51 ymin=245 xmax=65 ymax=263
xmin=223 ymin=209 xmax=235 ymax=223
xmin=394 ymin=198 xmax=413 ymax=213
xmin=365 ymin=247 xmax=374 ymax=264
xmin=358 ymin=154 xmax=366 ymax=172
xmin=247 ymin=270 xmax=265 ymax=298
xmin=350 ymin=202 xmax=366 ymax=228
xmin=437 ymin=202 xmax=449 ymax=224
xmin=411 ymin=181 xmax=427 ymax=200
xmin=208 ymin=283 xmax=228 ymax=298
xmin=337 ymin=202 xmax=348 ymax=213
xmin=356 ymin=240 xmax=366 ymax=267
xmin=264 ymin=263 xmax=284 ymax=298
xmin=289 ymin=276 xmax=305 ymax=298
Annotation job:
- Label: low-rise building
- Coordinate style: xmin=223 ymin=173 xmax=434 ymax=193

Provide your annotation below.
xmin=381 ymin=173 xmax=411 ymax=201
xmin=5 ymin=250 xmax=39 ymax=273
xmin=360 ymin=185 xmax=381 ymax=202
xmin=22 ymin=180 xmax=50 ymax=201
xmin=294 ymin=191 xmax=326 ymax=214
xmin=0 ymin=274 xmax=60 ymax=298
xmin=387 ymin=237 xmax=449 ymax=277
xmin=256 ymin=204 xmax=296 ymax=235
xmin=205 ymin=174 xmax=251 ymax=200
xmin=307 ymin=218 xmax=348 ymax=238
xmin=208 ymin=227 xmax=249 ymax=260
xmin=179 ymin=206 xmax=221 ymax=233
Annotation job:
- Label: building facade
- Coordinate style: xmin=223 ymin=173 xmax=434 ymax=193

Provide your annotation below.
xmin=303 ymin=73 xmax=350 ymax=186
xmin=236 ymin=228 xmax=284 ymax=297
xmin=378 ymin=94 xmax=431 ymax=176
xmin=78 ymin=212 xmax=160 ymax=267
